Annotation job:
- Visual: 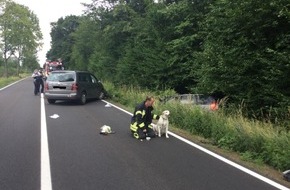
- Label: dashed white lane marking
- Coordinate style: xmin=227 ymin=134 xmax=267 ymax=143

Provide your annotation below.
xmin=101 ymin=99 xmax=290 ymax=190
xmin=41 ymin=93 xmax=52 ymax=190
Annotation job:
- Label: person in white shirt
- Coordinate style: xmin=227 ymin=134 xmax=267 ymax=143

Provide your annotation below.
xmin=32 ymin=69 xmax=43 ymax=95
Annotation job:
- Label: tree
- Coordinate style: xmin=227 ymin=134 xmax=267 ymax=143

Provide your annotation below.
xmin=0 ymin=0 xmax=14 ymax=77
xmin=154 ymin=0 xmax=214 ymax=92
xmin=47 ymin=15 xmax=81 ymax=69
xmin=115 ymin=1 xmax=168 ymax=88
xmin=22 ymin=53 xmax=39 ymax=71
xmin=0 ymin=0 xmax=42 ymax=76
xmin=9 ymin=3 xmax=42 ymax=74
xmin=195 ymin=0 xmax=290 ymax=119
xmin=57 ymin=0 xmax=289 ymax=122
xmin=70 ymin=17 xmax=98 ymax=71
xmin=83 ymin=1 xmax=137 ymax=81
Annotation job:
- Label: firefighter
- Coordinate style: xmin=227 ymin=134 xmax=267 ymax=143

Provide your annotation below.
xmin=130 ymin=96 xmax=160 ymax=140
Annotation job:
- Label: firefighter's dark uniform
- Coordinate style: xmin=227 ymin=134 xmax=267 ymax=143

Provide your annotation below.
xmin=130 ymin=101 xmax=159 ymax=139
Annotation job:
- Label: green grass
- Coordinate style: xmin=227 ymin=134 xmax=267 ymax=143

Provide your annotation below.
xmin=0 ymin=74 xmax=29 ymax=89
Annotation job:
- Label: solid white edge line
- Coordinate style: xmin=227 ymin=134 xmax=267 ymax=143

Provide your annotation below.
xmin=168 ymin=132 xmax=289 ymax=190
xmin=41 ymin=93 xmax=52 ymax=190
xmin=0 ymin=77 xmax=28 ymax=91
xmin=102 ymin=100 xmax=133 ymax=116
xmin=102 ymin=100 xmax=289 ymax=190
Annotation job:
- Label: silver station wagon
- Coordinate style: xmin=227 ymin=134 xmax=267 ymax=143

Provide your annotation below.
xmin=44 ymin=70 xmax=106 ymax=105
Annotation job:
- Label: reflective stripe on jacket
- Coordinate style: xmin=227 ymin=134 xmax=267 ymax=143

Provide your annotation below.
xmin=130 ymin=101 xmax=159 ymax=132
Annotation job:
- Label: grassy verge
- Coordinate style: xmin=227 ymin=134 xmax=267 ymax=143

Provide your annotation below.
xmin=0 ymin=74 xmax=30 ymax=89
xmin=103 ymin=81 xmax=290 ymax=186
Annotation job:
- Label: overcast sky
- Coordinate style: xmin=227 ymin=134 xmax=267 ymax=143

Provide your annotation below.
xmin=13 ymin=0 xmax=92 ymax=65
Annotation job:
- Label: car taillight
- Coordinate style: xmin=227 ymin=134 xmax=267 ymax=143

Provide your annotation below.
xmin=71 ymin=83 xmax=78 ymax=91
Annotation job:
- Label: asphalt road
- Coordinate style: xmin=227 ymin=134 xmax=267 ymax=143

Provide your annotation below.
xmin=0 ymin=78 xmax=288 ymax=190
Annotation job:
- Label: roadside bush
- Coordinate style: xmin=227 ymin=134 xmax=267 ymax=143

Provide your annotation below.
xmin=0 ymin=73 xmax=29 ymax=88
xmin=217 ymin=133 xmax=236 ymax=150
xmin=262 ymin=133 xmax=290 ymax=170
xmin=211 ymin=116 xmax=230 ymax=145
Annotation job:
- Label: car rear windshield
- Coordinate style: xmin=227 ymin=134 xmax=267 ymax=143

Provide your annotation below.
xmin=47 ymin=72 xmax=75 ymax=82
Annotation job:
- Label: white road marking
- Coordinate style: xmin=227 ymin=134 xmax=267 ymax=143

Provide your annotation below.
xmin=169 ymin=132 xmax=289 ymax=190
xmin=0 ymin=77 xmax=28 ymax=91
xmin=41 ymin=93 xmax=52 ymax=190
xmin=49 ymin=114 xmax=59 ymax=119
xmin=105 ymin=103 xmax=112 ymax=107
xmin=101 ymin=100 xmax=290 ymax=190
xmin=102 ymin=100 xmax=133 ymax=116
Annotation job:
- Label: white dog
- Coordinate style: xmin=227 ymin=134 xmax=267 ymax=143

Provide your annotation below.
xmin=152 ymin=110 xmax=170 ymax=138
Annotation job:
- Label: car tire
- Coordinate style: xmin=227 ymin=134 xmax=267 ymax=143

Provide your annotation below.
xmin=47 ymin=99 xmax=56 ymax=104
xmin=79 ymin=92 xmax=86 ymax=105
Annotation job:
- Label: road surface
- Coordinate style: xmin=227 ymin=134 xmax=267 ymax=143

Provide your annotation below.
xmin=0 ymin=78 xmax=288 ymax=190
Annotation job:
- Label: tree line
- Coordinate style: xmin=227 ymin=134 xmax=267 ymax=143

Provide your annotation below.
xmin=0 ymin=0 xmax=42 ymax=77
xmin=48 ymin=0 xmax=289 ymax=124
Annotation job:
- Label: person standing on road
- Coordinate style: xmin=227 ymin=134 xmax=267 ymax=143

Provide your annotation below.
xmin=130 ymin=96 xmax=160 ymax=140
xmin=32 ymin=69 xmax=42 ymax=95
xmin=38 ymin=69 xmax=44 ymax=93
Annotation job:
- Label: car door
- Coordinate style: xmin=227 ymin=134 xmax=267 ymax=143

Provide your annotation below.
xmin=80 ymin=73 xmax=93 ymax=98
xmin=88 ymin=74 xmax=103 ymax=98
xmin=77 ymin=73 xmax=89 ymax=96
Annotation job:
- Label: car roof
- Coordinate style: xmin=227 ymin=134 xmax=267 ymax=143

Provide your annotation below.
xmin=51 ymin=70 xmax=91 ymax=74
